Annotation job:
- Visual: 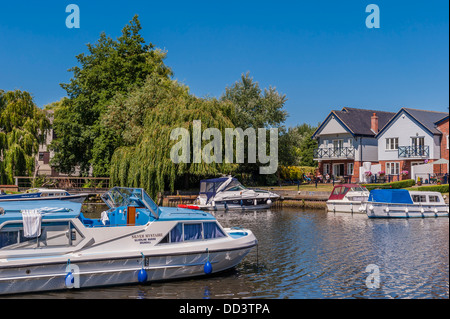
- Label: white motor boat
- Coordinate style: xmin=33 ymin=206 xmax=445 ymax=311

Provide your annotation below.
xmin=326 ymin=184 xmax=370 ymax=213
xmin=0 ymin=187 xmax=257 ymax=295
xmin=364 ymin=189 xmax=449 ymax=218
xmin=186 ymin=177 xmax=279 ymax=211
xmin=0 ymin=188 xmax=88 ymax=203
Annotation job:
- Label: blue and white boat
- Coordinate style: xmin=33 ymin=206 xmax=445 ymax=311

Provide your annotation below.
xmin=364 ymin=189 xmax=449 ymax=218
xmin=0 ymin=188 xmax=88 ymax=203
xmin=0 ymin=187 xmax=257 ymax=295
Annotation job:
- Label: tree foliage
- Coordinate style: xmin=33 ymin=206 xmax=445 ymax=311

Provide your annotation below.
xmin=108 ymin=72 xmax=238 ymax=198
xmin=51 ymin=15 xmax=172 ymax=176
xmin=0 ymin=90 xmax=50 ymax=184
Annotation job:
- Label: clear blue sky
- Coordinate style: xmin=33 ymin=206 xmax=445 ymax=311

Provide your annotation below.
xmin=0 ymin=0 xmax=448 ymax=127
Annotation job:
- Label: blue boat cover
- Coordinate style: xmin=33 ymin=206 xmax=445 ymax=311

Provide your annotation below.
xmin=368 ymin=189 xmax=413 ymax=204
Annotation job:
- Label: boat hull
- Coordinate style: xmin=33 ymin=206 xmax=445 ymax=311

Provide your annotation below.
xmin=0 ymin=244 xmax=255 ymax=295
xmin=326 ymin=201 xmax=365 ymax=213
xmin=365 ymin=203 xmax=449 ymax=218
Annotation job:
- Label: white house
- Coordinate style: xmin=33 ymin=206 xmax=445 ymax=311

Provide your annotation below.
xmin=376 ymin=108 xmax=448 ymax=181
xmin=312 ymin=107 xmax=395 ymax=182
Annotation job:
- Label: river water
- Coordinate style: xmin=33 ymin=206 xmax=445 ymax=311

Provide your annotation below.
xmin=11 ymin=206 xmax=449 ymax=299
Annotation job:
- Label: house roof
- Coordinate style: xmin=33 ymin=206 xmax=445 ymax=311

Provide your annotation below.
xmin=312 ymin=107 xmax=396 ymax=138
xmin=376 ymin=108 xmax=448 ymax=137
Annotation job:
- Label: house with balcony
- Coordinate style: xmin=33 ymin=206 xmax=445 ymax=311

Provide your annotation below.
xmin=312 ymin=107 xmax=395 ymax=182
xmin=376 ymin=108 xmax=448 ymax=181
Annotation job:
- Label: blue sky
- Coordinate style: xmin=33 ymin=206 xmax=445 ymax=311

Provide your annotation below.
xmin=0 ymin=0 xmax=448 ymax=127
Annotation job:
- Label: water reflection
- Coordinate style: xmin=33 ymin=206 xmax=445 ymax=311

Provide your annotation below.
xmin=8 ymin=206 xmax=449 ymax=299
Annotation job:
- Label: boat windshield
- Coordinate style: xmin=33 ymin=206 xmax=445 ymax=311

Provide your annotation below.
xmin=101 ymin=187 xmax=161 ymax=219
xmin=224 ymin=179 xmax=246 ymax=192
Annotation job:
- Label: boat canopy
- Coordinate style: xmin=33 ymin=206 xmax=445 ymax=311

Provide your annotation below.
xmin=199 ymin=177 xmax=242 ymax=201
xmin=328 ymin=184 xmax=367 ymax=200
xmin=368 ymin=189 xmax=414 ymax=204
xmin=101 ymin=187 xmax=161 ymax=219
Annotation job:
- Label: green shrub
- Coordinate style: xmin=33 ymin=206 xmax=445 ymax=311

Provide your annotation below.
xmin=362 ymin=179 xmax=416 ymax=191
xmin=416 ymin=184 xmax=449 ymax=193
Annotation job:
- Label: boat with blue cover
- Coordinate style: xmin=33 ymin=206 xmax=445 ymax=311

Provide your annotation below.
xmin=0 ymin=188 xmax=88 ymax=203
xmin=364 ymin=189 xmax=449 ymax=218
xmin=0 ymin=187 xmax=257 ymax=295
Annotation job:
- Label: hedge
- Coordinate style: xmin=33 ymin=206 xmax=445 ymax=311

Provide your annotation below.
xmin=415 ymin=184 xmax=449 ymax=193
xmin=362 ymin=179 xmax=416 ymax=191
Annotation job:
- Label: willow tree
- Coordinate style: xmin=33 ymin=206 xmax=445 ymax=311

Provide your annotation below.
xmin=0 ymin=90 xmax=50 ymax=184
xmin=107 ymin=72 xmax=238 ymax=198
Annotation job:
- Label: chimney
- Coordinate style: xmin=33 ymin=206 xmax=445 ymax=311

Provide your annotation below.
xmin=371 ymin=113 xmax=379 ymax=133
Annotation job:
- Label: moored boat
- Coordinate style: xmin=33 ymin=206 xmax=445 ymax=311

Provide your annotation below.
xmin=186 ymin=176 xmax=279 ymax=211
xmin=0 ymin=187 xmax=257 ymax=295
xmin=364 ymin=189 xmax=449 ymax=218
xmin=326 ymin=184 xmax=370 ymax=213
xmin=0 ymin=188 xmax=88 ymax=203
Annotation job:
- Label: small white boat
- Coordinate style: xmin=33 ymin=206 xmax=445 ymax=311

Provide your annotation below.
xmin=364 ymin=189 xmax=449 ymax=218
xmin=0 ymin=188 xmax=88 ymax=203
xmin=188 ymin=177 xmax=279 ymax=211
xmin=326 ymin=184 xmax=370 ymax=213
xmin=0 ymin=187 xmax=257 ymax=295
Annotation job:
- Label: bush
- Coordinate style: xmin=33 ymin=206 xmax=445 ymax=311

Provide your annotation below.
xmin=416 ymin=184 xmax=449 ymax=193
xmin=362 ymin=179 xmax=416 ymax=191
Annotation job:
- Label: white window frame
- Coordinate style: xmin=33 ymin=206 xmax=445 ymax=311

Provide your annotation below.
xmin=323 ymin=163 xmax=331 ymax=175
xmin=386 ymin=138 xmax=399 ymax=150
xmin=447 ymin=135 xmax=449 ymax=150
xmin=386 ymin=162 xmax=400 ymax=175
xmin=411 ymin=136 xmax=425 ymax=148
xmin=347 ymin=163 xmax=354 ymax=176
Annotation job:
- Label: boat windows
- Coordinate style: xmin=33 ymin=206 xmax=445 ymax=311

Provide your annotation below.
xmin=184 ymin=223 xmax=202 ymax=241
xmin=224 ymin=180 xmax=246 ymax=192
xmin=332 ymin=187 xmax=341 ymax=195
xmin=0 ymin=221 xmax=83 ymax=250
xmin=159 ymin=222 xmax=226 ymax=244
xmin=351 ymin=186 xmax=367 ymax=192
xmin=412 ymin=195 xmax=427 ymax=203
xmin=428 ymin=195 xmax=441 ymax=203
xmin=340 ymin=187 xmax=349 ymax=194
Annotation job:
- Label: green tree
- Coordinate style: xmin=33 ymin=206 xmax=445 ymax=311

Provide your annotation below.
xmin=222 ymin=72 xmax=287 ymax=129
xmin=221 ymin=73 xmax=288 ymax=185
xmin=51 ymin=15 xmax=172 ymax=176
xmin=0 ymin=90 xmax=50 ymax=184
xmin=108 ymin=73 xmax=238 ymax=198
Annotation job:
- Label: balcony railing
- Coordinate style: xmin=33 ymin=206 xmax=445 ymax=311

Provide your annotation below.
xmin=314 ymin=147 xmax=355 ymax=159
xmin=398 ymin=145 xmax=429 ymax=158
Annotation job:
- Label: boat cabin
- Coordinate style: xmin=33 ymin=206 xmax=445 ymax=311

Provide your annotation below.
xmin=328 ymin=184 xmax=369 ymax=200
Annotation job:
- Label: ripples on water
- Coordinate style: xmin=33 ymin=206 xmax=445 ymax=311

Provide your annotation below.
xmin=11 ymin=206 xmax=450 ymax=299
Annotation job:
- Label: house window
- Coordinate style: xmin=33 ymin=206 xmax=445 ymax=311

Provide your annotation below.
xmin=347 ymin=163 xmax=354 ymax=175
xmin=323 ymin=163 xmax=331 ymax=175
xmin=411 ymin=137 xmax=425 ymax=148
xmin=447 ymin=135 xmax=449 ymax=150
xmin=386 ymin=138 xmax=398 ymax=150
xmin=386 ymin=162 xmax=400 ymax=175
xmin=333 ymin=139 xmax=344 ymax=149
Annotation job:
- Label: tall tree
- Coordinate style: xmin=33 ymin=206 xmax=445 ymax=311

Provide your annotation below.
xmin=221 ymin=73 xmax=288 ymax=184
xmin=108 ymin=72 xmax=238 ymax=198
xmin=222 ymin=72 xmax=287 ymax=129
xmin=51 ymin=15 xmax=172 ymax=176
xmin=0 ymin=90 xmax=50 ymax=184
